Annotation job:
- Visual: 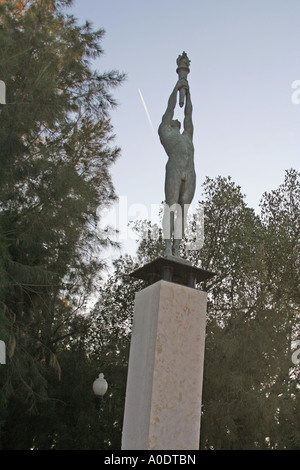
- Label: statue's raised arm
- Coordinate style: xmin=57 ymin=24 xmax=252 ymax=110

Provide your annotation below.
xmin=183 ymin=88 xmax=193 ymax=138
xmin=158 ymin=78 xmax=190 ymax=147
xmin=159 ymin=82 xmax=179 ymax=127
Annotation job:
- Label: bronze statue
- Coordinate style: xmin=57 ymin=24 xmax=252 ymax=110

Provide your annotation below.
xmin=158 ymin=52 xmax=196 ymax=259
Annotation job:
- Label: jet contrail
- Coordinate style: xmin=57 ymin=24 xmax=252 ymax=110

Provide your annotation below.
xmin=138 ymin=88 xmax=154 ymax=132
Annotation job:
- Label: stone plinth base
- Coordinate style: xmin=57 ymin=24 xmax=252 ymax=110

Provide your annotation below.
xmin=129 ymin=256 xmax=215 ymax=288
xmin=121 ymin=280 xmax=207 ymax=450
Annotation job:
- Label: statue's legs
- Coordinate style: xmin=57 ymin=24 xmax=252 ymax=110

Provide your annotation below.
xmin=163 ymin=202 xmax=183 ymax=256
xmin=162 ymin=208 xmax=174 ymax=256
xmin=173 ymin=172 xmax=196 ymax=257
xmin=173 ymin=203 xmax=185 ymax=257
xmin=163 ymin=166 xmax=181 ymax=256
xmin=163 ymin=166 xmax=195 ymax=257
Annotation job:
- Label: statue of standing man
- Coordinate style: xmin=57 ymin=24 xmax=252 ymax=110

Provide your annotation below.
xmin=158 ymin=52 xmax=196 ymax=259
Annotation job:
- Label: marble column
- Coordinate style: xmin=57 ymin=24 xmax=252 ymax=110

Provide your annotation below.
xmin=121 ymin=279 xmax=207 ymax=450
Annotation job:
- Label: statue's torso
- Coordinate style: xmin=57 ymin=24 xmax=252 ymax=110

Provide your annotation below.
xmin=158 ymin=125 xmax=195 ymax=172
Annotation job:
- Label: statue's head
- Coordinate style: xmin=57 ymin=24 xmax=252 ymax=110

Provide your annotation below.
xmin=171 ymin=119 xmax=181 ymax=131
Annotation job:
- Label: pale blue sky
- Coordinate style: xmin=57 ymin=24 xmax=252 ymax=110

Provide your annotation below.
xmin=69 ymin=0 xmax=299 ymax=253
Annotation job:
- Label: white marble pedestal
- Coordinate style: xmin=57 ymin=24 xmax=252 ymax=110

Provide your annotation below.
xmin=121 ymin=279 xmax=207 ymax=450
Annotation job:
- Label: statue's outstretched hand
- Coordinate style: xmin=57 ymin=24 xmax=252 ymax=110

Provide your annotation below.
xmin=177 ymin=78 xmax=189 ymax=91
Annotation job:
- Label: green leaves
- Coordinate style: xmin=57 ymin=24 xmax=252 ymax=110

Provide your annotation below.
xmin=0 ymin=0 xmax=124 ymax=442
xmin=89 ymin=170 xmax=299 ymax=450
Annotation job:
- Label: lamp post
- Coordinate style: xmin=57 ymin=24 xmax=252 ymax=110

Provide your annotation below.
xmin=92 ymin=373 xmax=108 ymax=411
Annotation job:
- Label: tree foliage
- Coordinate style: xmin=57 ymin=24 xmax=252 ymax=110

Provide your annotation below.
xmin=0 ymin=0 xmax=124 ymax=447
xmin=88 ymin=170 xmax=299 ymax=450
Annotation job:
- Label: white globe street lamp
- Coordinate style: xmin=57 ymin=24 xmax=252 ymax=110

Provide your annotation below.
xmin=93 ymin=373 xmax=108 ymax=411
